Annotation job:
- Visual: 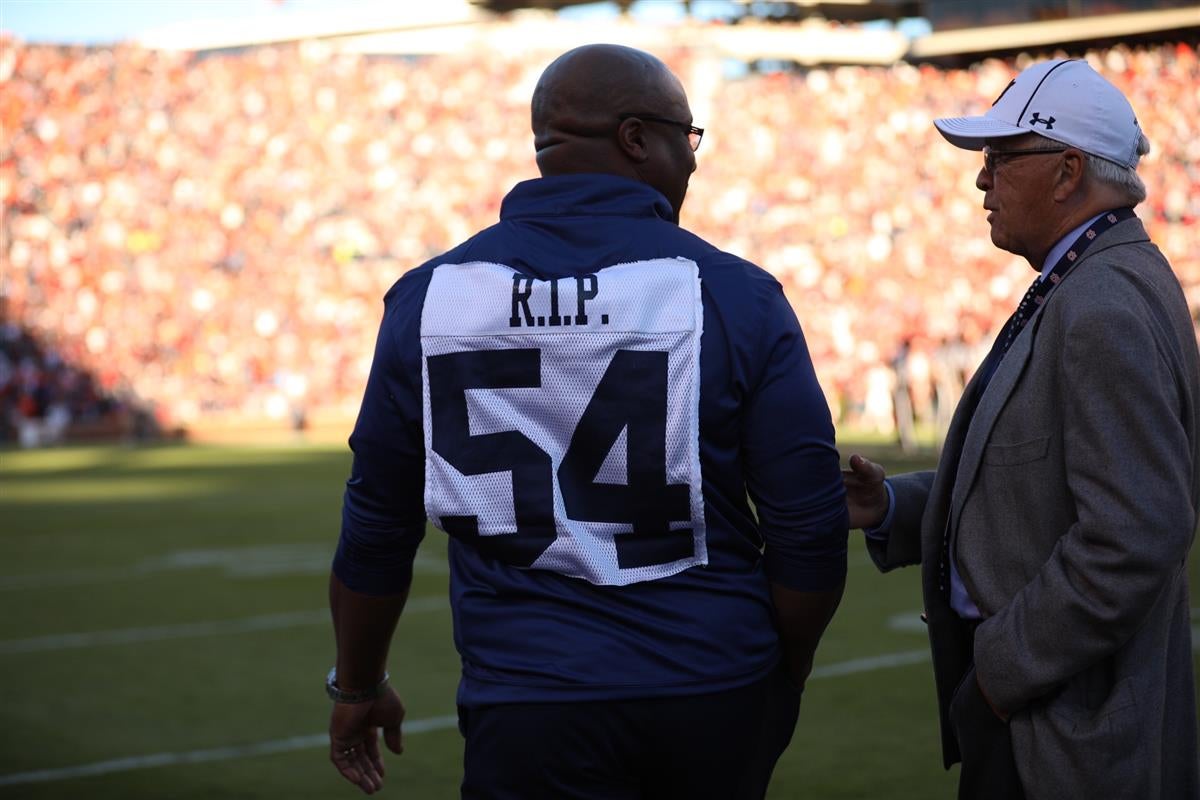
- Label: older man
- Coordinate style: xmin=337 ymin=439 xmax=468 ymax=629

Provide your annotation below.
xmin=326 ymin=44 xmax=848 ymax=798
xmin=846 ymin=59 xmax=1200 ymax=799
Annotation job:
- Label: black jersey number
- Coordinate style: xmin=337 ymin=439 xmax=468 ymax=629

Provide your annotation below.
xmin=427 ymin=348 xmax=693 ymax=570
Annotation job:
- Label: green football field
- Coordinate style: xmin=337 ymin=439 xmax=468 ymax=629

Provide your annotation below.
xmin=1 ymin=441 xmax=1196 ymax=799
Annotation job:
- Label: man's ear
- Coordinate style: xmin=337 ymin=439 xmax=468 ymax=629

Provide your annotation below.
xmin=615 ymin=118 xmax=650 ymax=163
xmin=1053 ymin=148 xmax=1087 ymax=201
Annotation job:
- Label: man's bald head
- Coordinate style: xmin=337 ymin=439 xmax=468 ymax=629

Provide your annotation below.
xmin=530 ymin=44 xmax=696 ymax=222
xmin=532 ymin=44 xmax=679 ymax=144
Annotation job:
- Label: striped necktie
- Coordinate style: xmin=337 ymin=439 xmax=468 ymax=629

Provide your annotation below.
xmin=998 ymin=275 xmax=1042 ymax=355
xmin=972 ymin=273 xmax=1041 ymax=395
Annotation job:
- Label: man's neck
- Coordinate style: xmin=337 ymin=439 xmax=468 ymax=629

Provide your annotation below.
xmin=1027 ymin=186 xmax=1128 ymax=271
xmin=1038 ymin=212 xmax=1108 ymax=279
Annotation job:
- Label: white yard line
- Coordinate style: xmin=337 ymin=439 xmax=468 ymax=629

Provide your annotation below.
xmin=0 ymin=596 xmax=449 ymax=655
xmin=809 ymin=649 xmax=929 ymax=678
xmin=0 ymin=564 xmax=156 ymax=591
xmin=8 ymin=602 xmax=1198 ymax=658
xmin=0 ymin=649 xmax=933 ymax=787
xmin=0 ymin=547 xmax=448 ymax=591
xmin=0 ymin=715 xmax=462 ymax=788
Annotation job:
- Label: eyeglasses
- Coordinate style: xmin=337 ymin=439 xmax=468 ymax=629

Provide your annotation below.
xmin=983 ymin=146 xmax=1069 ymax=173
xmin=618 ymin=113 xmax=704 ymax=152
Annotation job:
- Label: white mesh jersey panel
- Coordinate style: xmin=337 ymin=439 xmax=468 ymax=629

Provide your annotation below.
xmin=420 ymin=258 xmax=707 ymax=586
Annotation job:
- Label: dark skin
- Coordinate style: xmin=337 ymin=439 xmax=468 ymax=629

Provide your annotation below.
xmin=531 ymin=43 xmax=696 ymax=223
xmin=328 ymin=44 xmax=843 ymax=795
xmin=327 ymin=575 xmax=406 ymax=795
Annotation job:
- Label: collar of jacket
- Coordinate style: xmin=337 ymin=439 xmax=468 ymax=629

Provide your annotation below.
xmin=500 ymin=174 xmax=675 ymax=223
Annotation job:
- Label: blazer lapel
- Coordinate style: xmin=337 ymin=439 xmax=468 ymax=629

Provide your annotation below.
xmin=922 ymin=365 xmax=980 ymax=561
xmin=949 ymin=305 xmax=1036 ymax=531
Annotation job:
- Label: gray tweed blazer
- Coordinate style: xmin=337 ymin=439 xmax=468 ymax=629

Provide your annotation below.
xmin=868 ymin=216 xmax=1200 ymax=800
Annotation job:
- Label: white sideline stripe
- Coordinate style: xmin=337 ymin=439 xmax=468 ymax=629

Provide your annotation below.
xmin=7 ymin=602 xmax=1196 ymax=658
xmin=0 ymin=715 xmax=462 ymax=788
xmin=810 ymin=649 xmax=928 ymax=678
xmin=0 ymin=549 xmax=449 ymax=591
xmin=0 ymin=596 xmax=448 ymax=655
xmin=0 ymin=649 xmax=932 ymax=787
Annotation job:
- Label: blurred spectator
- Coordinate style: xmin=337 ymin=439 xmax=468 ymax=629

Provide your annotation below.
xmin=0 ymin=311 xmax=152 ymax=445
xmin=2 ymin=36 xmax=1196 ymax=443
xmin=695 ymin=43 xmax=1200 ymax=437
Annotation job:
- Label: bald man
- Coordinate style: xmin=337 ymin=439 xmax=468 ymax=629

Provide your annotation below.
xmin=326 ymin=45 xmax=848 ymax=799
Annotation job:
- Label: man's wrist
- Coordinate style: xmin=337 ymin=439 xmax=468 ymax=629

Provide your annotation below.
xmin=325 ymin=667 xmax=389 ymax=704
xmin=863 ymin=480 xmax=896 ymax=537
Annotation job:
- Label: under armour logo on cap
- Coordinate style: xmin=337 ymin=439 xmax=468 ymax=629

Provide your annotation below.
xmin=1028 ymin=113 xmax=1055 ymax=129
xmin=932 ymin=59 xmax=1143 ymax=169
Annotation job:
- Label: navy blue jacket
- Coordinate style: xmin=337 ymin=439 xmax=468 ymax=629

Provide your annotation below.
xmin=334 ymin=174 xmax=848 ymax=704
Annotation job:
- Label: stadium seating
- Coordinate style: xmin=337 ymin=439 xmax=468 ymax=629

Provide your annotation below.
xmin=3 ymin=38 xmax=1197 ymax=441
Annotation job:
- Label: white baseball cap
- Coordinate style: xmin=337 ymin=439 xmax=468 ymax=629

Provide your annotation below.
xmin=933 ymin=59 xmax=1142 ymax=168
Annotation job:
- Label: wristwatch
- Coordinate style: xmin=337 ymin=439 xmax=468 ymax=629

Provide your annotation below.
xmin=325 ymin=668 xmax=389 ymax=703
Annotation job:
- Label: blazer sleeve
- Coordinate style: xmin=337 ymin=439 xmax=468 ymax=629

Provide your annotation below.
xmin=865 ymin=470 xmax=934 ymax=571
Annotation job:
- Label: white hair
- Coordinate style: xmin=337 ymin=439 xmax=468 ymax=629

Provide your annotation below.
xmin=1085 ymin=131 xmax=1150 ymax=206
xmin=1028 ymin=132 xmax=1151 ymax=206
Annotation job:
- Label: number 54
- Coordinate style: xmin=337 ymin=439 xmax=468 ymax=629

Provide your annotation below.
xmin=427 ymin=348 xmax=694 ymax=571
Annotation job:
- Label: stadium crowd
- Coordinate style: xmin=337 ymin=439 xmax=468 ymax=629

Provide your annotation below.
xmin=3 ymin=35 xmax=1198 ymax=442
xmin=0 ymin=312 xmax=156 ymax=445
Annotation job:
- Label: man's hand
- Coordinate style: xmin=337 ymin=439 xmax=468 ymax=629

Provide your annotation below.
xmin=329 ymin=687 xmax=406 ymax=795
xmin=770 ymin=582 xmax=845 ymax=694
xmin=842 ymin=454 xmax=889 ymax=530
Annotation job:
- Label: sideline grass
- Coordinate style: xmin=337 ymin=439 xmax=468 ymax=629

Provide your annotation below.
xmin=0 ymin=441 xmax=1195 ymax=798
